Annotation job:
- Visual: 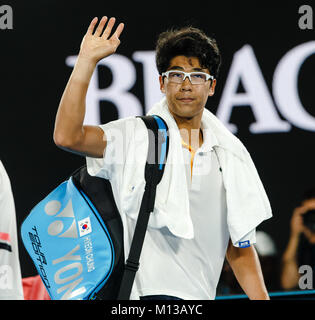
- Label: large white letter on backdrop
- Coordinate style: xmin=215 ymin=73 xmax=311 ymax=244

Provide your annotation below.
xmin=216 ymin=44 xmax=290 ymax=134
xmin=273 ymin=41 xmax=315 ymax=131
xmin=66 ymin=54 xmax=142 ymax=125
xmin=132 ymin=51 xmax=163 ymax=113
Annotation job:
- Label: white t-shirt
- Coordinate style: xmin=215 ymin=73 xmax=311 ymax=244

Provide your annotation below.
xmin=86 ymin=118 xmax=256 ymax=300
xmin=132 ymin=138 xmax=229 ymax=299
xmin=0 ymin=161 xmax=24 ymax=300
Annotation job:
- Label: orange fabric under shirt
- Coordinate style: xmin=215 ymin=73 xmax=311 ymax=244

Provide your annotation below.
xmin=181 ymin=140 xmax=196 ymax=178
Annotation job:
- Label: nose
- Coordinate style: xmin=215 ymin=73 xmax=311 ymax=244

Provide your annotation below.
xmin=180 ymin=76 xmax=192 ymax=90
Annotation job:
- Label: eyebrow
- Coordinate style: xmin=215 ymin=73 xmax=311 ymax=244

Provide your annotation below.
xmin=168 ymin=66 xmax=204 ymax=72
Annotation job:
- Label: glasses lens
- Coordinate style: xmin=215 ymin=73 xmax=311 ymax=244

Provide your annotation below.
xmin=190 ymin=73 xmax=207 ymax=84
xmin=168 ymin=71 xmax=184 ymax=83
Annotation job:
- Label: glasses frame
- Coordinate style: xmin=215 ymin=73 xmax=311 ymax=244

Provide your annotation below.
xmin=162 ymin=70 xmax=214 ymax=85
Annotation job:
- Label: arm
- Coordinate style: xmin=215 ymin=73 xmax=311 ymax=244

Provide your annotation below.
xmin=225 ymin=240 xmax=270 ymax=300
xmin=280 ymin=234 xmax=300 ymax=290
xmin=280 ymin=203 xmax=311 ymax=290
xmin=53 ymin=16 xmax=124 ymax=158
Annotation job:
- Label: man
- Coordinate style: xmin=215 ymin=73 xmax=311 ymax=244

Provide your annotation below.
xmin=281 ymin=188 xmax=315 ymax=290
xmin=54 ymin=16 xmax=271 ymax=300
xmin=0 ymin=160 xmax=24 ymax=299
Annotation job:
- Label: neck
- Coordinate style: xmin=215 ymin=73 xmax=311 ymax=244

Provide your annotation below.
xmin=171 ymin=112 xmax=203 ymax=150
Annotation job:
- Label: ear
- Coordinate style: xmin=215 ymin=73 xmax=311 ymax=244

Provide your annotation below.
xmin=208 ymin=79 xmax=217 ymax=97
xmin=159 ymin=75 xmax=166 ymax=93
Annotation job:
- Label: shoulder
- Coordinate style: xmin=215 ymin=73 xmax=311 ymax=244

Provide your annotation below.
xmin=100 ymin=117 xmax=151 ymax=150
xmin=99 ymin=116 xmax=146 ymax=137
xmin=99 ymin=116 xmax=144 ymax=129
xmin=202 ymin=109 xmax=248 ymax=161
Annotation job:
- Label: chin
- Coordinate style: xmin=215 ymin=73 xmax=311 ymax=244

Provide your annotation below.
xmin=167 ymin=98 xmax=204 ymax=119
xmin=173 ymin=106 xmax=203 ymax=119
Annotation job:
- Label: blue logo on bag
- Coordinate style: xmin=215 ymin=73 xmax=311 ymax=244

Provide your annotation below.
xmin=239 ymin=240 xmax=250 ymax=248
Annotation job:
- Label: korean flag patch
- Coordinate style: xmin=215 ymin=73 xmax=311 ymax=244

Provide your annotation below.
xmin=78 ymin=217 xmax=92 ymax=237
xmin=239 ymin=240 xmax=250 ymax=248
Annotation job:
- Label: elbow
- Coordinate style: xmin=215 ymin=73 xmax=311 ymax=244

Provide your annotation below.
xmin=53 ymin=130 xmax=78 ymax=150
xmin=53 ymin=131 xmax=68 ymax=148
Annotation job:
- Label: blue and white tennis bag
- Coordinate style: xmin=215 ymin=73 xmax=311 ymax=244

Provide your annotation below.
xmin=21 ymin=165 xmax=125 ymax=300
xmin=21 ymin=115 xmax=169 ymax=300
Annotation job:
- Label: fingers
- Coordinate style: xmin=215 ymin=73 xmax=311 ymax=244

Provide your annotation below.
xmin=87 ymin=16 xmax=124 ymax=40
xmin=94 ymin=16 xmax=108 ymax=37
xmin=87 ymin=17 xmax=98 ymax=35
xmin=111 ymin=22 xmax=124 ymax=40
xmin=293 ymin=205 xmax=309 ymax=216
xmin=102 ymin=17 xmax=116 ymax=39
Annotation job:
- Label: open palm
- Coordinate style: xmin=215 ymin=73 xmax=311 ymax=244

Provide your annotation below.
xmin=79 ymin=16 xmax=124 ymax=64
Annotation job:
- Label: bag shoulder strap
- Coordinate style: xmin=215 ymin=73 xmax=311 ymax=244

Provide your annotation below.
xmin=117 ymin=115 xmax=169 ymax=300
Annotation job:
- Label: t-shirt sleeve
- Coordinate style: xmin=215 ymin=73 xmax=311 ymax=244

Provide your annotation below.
xmin=85 ymin=123 xmax=113 ymax=180
xmin=85 ymin=117 xmax=137 ymax=180
xmin=234 ymin=228 xmax=256 ymax=248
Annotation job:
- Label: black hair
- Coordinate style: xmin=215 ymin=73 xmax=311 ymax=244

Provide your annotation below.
xmin=155 ymin=26 xmax=221 ymax=79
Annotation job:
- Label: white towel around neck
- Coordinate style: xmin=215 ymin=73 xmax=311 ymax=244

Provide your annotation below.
xmin=144 ymin=97 xmax=272 ymax=246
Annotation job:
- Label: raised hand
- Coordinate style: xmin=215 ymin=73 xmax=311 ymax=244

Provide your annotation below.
xmin=79 ymin=16 xmax=124 ymax=64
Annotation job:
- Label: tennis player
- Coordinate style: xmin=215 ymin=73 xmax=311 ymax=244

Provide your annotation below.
xmin=54 ymin=16 xmax=271 ymax=300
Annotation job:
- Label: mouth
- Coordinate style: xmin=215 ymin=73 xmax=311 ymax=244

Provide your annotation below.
xmin=177 ymin=97 xmax=195 ymax=103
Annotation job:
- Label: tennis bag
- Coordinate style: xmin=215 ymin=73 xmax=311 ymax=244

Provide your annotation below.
xmin=21 ymin=115 xmax=169 ymax=300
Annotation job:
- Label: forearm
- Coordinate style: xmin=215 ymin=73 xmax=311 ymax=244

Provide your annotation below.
xmin=226 ymin=243 xmax=269 ymax=300
xmin=54 ymin=56 xmax=97 ymax=146
xmin=282 ymin=233 xmax=299 ymax=262
xmin=280 ymin=234 xmax=300 ymax=289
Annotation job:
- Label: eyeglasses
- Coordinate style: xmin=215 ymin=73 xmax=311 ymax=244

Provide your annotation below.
xmin=162 ymin=70 xmax=214 ymax=85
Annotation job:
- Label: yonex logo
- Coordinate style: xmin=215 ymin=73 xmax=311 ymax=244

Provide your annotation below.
xmin=45 ymin=199 xmax=78 ymax=238
xmin=43 ymin=199 xmax=87 ymax=299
